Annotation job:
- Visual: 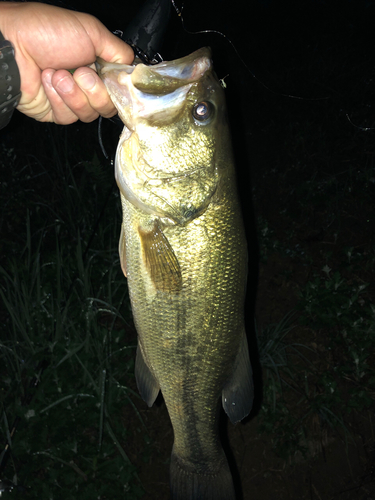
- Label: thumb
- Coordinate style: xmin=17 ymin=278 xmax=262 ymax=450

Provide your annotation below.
xmin=81 ymin=14 xmax=134 ymax=64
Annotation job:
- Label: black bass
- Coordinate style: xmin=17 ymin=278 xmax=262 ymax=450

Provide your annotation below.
xmin=97 ymin=47 xmax=253 ymax=500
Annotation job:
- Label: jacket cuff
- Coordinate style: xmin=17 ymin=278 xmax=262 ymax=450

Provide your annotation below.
xmin=0 ymin=30 xmax=21 ymax=130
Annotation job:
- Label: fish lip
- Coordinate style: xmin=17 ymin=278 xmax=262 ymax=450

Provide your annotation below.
xmin=96 ymin=58 xmax=135 ymax=76
xmin=96 ymin=61 xmax=137 ymax=130
xmin=148 ymin=48 xmax=212 ymax=81
xmin=130 ymin=47 xmax=212 ymax=93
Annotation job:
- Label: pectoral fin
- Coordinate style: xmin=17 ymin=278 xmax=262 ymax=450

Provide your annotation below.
xmin=119 ymin=225 xmax=127 ymax=277
xmin=138 ymin=220 xmax=182 ymax=292
xmin=222 ymin=332 xmax=254 ymax=423
xmin=135 ymin=344 xmax=160 ymax=407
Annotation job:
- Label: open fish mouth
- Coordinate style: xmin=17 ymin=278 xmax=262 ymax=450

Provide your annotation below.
xmin=96 ymin=48 xmax=212 ymax=130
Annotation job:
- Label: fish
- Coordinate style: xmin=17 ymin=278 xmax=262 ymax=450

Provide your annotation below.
xmin=96 ymin=47 xmax=253 ymax=500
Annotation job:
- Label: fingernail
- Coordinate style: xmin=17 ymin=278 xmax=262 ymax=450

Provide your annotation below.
xmin=56 ymin=76 xmax=74 ymax=93
xmin=77 ymin=72 xmax=96 ymax=91
xmin=43 ymin=71 xmax=53 ymax=87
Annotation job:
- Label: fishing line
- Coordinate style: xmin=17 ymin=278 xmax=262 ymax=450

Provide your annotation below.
xmin=171 ymin=2 xmax=374 ymax=131
xmin=170 ymin=0 xmax=329 ymax=101
xmin=113 ymin=30 xmax=163 ymax=64
xmin=126 ymin=41 xmax=163 ymax=64
xmin=345 ymin=113 xmax=374 ymax=131
xmin=98 ymin=116 xmax=110 ymax=162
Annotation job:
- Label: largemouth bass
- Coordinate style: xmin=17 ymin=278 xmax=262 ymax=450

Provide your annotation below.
xmin=97 ymin=47 xmax=253 ymax=500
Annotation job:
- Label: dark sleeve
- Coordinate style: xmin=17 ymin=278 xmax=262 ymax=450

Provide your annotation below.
xmin=0 ymin=30 xmax=21 ymax=130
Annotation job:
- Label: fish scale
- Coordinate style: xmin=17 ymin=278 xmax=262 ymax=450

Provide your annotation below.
xmin=97 ymin=47 xmax=253 ymax=500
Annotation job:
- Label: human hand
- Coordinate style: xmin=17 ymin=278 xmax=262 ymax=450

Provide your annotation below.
xmin=0 ymin=2 xmax=134 ymax=124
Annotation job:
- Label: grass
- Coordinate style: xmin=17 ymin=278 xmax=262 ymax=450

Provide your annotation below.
xmin=0 ymin=121 xmax=144 ymax=499
xmin=253 ymin=130 xmax=375 ymax=460
xmin=255 ymin=262 xmax=375 ymax=459
xmin=250 ymin=15 xmax=375 ymax=461
xmin=254 ymin=126 xmax=375 ymax=456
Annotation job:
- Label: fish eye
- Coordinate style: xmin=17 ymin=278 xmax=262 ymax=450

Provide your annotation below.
xmin=192 ymin=101 xmax=213 ymax=122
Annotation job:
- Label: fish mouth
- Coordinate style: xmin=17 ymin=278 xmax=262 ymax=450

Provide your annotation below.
xmin=96 ymin=48 xmax=212 ymax=130
xmin=97 ymin=47 xmax=212 ymax=86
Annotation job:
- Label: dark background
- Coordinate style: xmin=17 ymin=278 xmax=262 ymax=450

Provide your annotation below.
xmin=1 ymin=1 xmax=375 ymax=499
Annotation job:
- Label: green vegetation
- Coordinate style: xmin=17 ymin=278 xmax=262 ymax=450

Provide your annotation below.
xmin=254 ymin=142 xmax=375 ymax=459
xmin=257 ymin=261 xmax=375 ymax=459
xmin=248 ymin=19 xmax=375 ymax=459
xmin=0 ymin=122 xmax=144 ymax=499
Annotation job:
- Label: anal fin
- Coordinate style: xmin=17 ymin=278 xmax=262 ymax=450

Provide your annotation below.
xmin=135 ymin=344 xmax=160 ymax=407
xmin=222 ymin=332 xmax=254 ymax=423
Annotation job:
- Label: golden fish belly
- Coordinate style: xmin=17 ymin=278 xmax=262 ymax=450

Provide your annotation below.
xmin=121 ymin=173 xmax=247 ymax=468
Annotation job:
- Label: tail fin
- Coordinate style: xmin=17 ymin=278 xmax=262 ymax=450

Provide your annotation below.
xmin=170 ymin=451 xmax=236 ymax=500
